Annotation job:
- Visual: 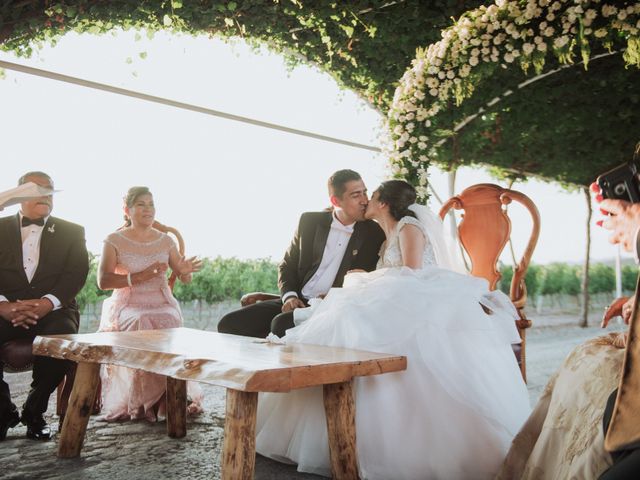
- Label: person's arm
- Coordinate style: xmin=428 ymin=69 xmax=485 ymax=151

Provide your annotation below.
xmin=399 ymin=224 xmax=426 ymax=269
xmin=98 ymin=239 xmax=166 ymax=290
xmin=278 ymin=214 xmax=304 ymax=298
xmin=47 ymin=225 xmax=90 ymax=306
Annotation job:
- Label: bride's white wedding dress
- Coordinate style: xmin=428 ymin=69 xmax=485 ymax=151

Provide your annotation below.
xmin=255 ymin=211 xmax=531 ymax=479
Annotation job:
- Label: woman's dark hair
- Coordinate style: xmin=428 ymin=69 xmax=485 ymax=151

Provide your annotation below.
xmin=123 ymin=186 xmax=152 ymax=227
xmin=376 ymin=180 xmax=417 ymax=221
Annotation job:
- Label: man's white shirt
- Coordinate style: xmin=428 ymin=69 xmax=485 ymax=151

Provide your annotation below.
xmin=0 ymin=214 xmax=61 ymax=309
xmin=282 ymin=212 xmax=355 ymax=303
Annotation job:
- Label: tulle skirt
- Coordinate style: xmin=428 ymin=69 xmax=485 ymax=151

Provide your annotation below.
xmin=255 ymin=267 xmax=531 ymax=479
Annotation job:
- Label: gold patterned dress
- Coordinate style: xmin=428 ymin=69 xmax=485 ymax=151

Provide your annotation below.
xmin=497 ymin=334 xmax=625 ymax=479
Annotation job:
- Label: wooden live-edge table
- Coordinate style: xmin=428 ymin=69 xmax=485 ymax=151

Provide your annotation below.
xmin=33 ymin=327 xmax=406 ymax=480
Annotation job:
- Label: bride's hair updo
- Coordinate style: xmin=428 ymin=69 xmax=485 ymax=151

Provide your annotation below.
xmin=123 ymin=186 xmax=152 ymax=227
xmin=376 ymin=180 xmax=417 ymax=221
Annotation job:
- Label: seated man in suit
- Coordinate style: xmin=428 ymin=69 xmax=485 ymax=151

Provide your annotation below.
xmin=218 ymin=169 xmax=385 ymax=338
xmin=0 ymin=171 xmax=89 ymax=441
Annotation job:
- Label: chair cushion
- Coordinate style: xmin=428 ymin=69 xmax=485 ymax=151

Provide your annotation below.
xmin=0 ymin=339 xmax=35 ymax=372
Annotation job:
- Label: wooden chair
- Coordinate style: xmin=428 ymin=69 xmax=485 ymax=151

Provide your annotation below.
xmin=439 ymin=183 xmax=540 ymax=382
xmin=0 ymin=219 xmax=185 ymax=420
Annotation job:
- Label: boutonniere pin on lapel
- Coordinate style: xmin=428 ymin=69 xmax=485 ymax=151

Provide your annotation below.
xmin=47 ymin=224 xmax=56 ymax=234
xmin=352 ymin=249 xmax=358 ymax=256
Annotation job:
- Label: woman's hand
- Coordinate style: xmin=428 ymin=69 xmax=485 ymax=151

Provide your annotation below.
xmin=177 ymin=256 xmax=203 ymax=276
xmin=621 ymin=296 xmax=635 ymax=325
xmin=132 ymin=261 xmax=168 ymax=284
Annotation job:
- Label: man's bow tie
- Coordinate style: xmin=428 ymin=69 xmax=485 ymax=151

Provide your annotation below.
xmin=21 ymin=217 xmax=45 ymax=227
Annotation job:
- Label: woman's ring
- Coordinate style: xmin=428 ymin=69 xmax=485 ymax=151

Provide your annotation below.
xmin=153 ymin=269 xmax=158 ymax=274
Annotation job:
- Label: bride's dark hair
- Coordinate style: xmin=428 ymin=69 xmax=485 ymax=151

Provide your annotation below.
xmin=376 ymin=180 xmax=417 ymax=221
xmin=122 ymin=186 xmax=152 ymax=227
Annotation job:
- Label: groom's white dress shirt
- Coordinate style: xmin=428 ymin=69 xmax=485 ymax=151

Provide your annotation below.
xmin=282 ymin=212 xmax=354 ymax=303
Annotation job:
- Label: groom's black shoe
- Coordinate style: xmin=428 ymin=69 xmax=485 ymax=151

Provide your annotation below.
xmin=0 ymin=404 xmax=20 ymax=441
xmin=21 ymin=409 xmax=51 ymax=441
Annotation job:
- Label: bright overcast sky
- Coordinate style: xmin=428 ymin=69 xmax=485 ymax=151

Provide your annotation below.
xmin=0 ymin=30 xmax=624 ymax=265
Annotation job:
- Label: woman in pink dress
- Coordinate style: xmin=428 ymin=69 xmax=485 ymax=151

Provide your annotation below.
xmin=97 ymin=186 xmax=203 ymax=422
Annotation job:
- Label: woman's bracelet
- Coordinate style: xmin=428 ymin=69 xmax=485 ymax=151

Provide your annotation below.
xmin=126 ymin=272 xmax=133 ymax=287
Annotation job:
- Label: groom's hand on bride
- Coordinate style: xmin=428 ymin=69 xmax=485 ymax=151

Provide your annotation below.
xmin=282 ymin=297 xmax=305 ymax=313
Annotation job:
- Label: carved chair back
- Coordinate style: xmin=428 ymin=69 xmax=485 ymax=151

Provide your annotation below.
xmin=439 ymin=183 xmax=540 ymax=381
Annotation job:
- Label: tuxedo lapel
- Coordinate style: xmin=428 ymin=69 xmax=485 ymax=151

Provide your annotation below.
xmin=32 ymin=217 xmax=56 ymax=281
xmin=334 ymin=222 xmax=367 ymax=286
xmin=5 ymin=214 xmax=28 ymax=282
xmin=308 ymin=212 xmax=332 ymax=275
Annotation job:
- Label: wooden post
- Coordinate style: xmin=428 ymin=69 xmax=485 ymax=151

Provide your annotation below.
xmin=166 ymin=376 xmax=187 ymax=438
xmin=323 ymin=381 xmax=359 ymax=480
xmin=58 ymin=362 xmax=101 ymax=458
xmin=221 ymin=389 xmax=258 ymax=480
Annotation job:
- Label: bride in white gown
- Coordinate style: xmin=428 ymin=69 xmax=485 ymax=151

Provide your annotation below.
xmin=255 ymin=180 xmax=531 ymax=479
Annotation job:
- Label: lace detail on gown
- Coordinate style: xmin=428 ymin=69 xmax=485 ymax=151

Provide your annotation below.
xmin=377 ymin=215 xmax=436 ymax=269
xmin=98 ymin=230 xmax=203 ymax=422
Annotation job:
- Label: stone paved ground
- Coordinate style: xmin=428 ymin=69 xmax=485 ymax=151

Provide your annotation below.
xmin=0 ymin=314 xmax=625 ymax=480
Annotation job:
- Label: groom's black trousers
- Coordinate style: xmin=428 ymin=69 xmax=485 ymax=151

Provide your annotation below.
xmin=217 ymin=299 xmax=297 ymax=338
xmin=599 ymin=389 xmax=640 ymax=479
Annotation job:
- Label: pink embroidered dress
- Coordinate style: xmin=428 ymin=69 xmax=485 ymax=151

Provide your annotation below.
xmin=98 ymin=231 xmax=202 ymax=421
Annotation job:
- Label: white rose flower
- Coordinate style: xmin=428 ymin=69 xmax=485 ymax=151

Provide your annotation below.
xmin=586 ymin=9 xmax=597 ymax=20
xmin=522 ymin=43 xmax=535 ymax=55
xmin=425 ymin=120 xmax=432 ymax=127
xmin=469 ymin=56 xmax=480 ymax=66
xmin=429 ymin=88 xmax=439 ymax=97
xmin=537 ymin=42 xmax=547 ymax=52
xmin=418 ymin=142 xmax=427 ymax=149
xmin=504 ymin=52 xmax=515 ymax=62
xmin=618 ymin=10 xmax=628 ymax=20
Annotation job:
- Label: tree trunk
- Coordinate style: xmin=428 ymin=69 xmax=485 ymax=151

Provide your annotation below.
xmin=579 ymin=187 xmax=592 ymax=327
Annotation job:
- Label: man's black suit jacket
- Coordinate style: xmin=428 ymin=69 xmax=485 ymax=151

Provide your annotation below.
xmin=0 ymin=214 xmax=89 ymax=321
xmin=278 ymin=211 xmax=385 ymax=299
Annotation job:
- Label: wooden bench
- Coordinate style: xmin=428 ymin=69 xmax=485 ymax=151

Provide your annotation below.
xmin=33 ymin=327 xmax=406 ymax=479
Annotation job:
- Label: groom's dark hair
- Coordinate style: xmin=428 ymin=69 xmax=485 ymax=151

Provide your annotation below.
xmin=328 ymin=169 xmax=362 ymax=198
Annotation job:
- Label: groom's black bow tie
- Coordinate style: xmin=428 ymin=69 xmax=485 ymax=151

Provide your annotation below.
xmin=21 ymin=217 xmax=45 ymax=227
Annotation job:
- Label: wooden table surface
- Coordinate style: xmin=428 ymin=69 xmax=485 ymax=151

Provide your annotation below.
xmin=33 ymin=327 xmax=406 ymax=392
xmin=33 ymin=327 xmax=407 ymax=479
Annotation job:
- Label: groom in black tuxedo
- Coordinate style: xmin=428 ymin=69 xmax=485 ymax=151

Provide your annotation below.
xmin=218 ymin=169 xmax=384 ymax=338
xmin=0 ymin=171 xmax=89 ymax=441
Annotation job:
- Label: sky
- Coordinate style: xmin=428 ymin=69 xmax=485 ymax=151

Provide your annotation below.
xmin=0 ymin=30 xmax=624 ymax=265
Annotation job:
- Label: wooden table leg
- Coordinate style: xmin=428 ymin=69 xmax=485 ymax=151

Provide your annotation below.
xmin=166 ymin=376 xmax=187 ymax=438
xmin=58 ymin=362 xmax=101 ymax=458
xmin=323 ymin=381 xmax=359 ymax=480
xmin=221 ymin=389 xmax=258 ymax=480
